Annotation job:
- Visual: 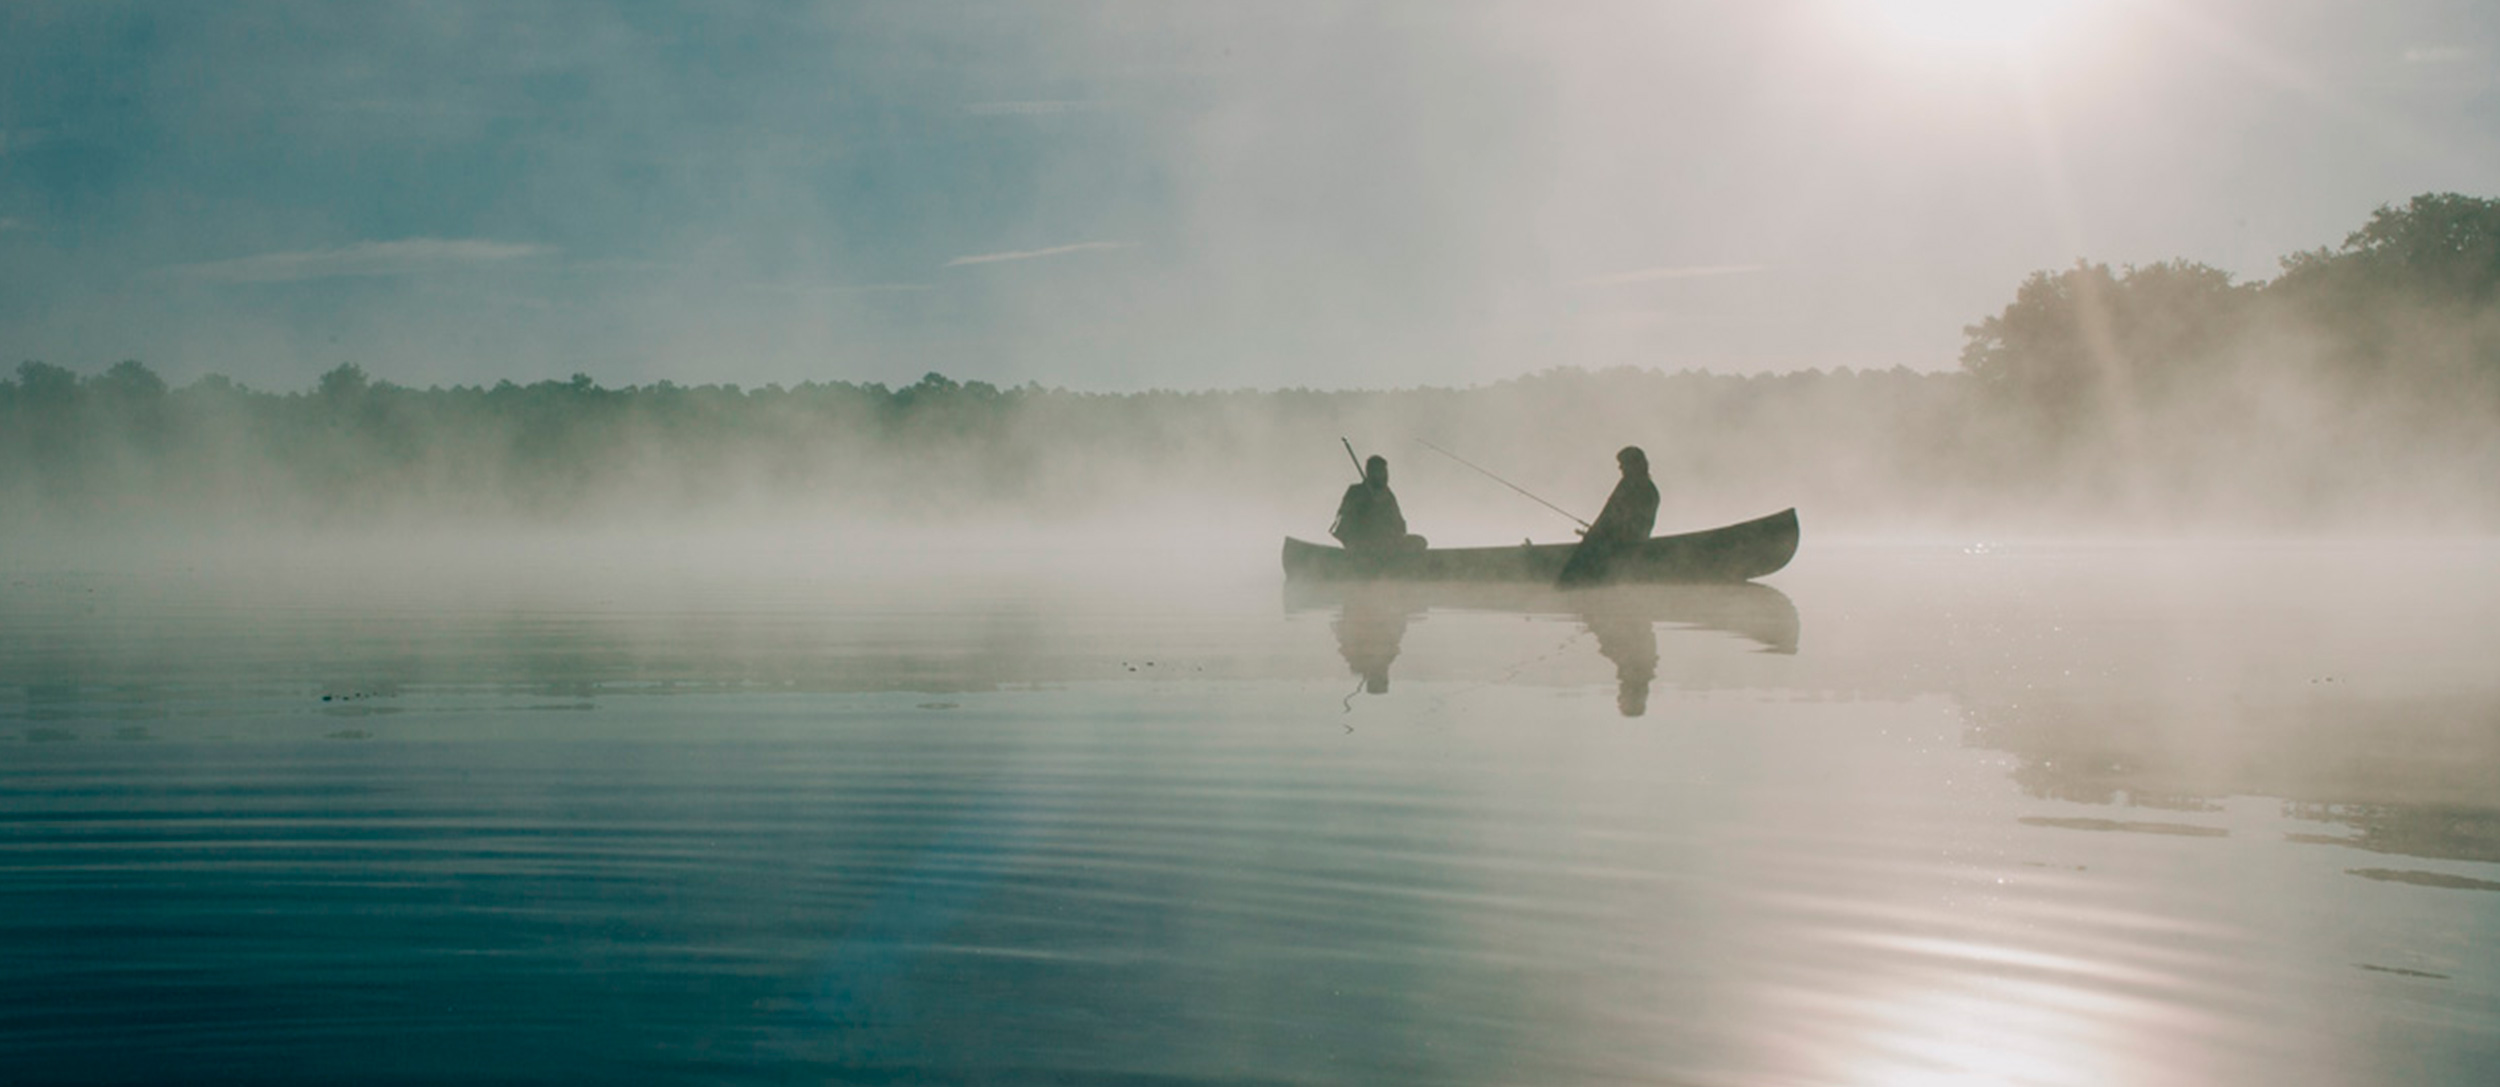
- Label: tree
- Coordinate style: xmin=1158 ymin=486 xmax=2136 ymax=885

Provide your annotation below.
xmin=92 ymin=359 xmax=168 ymax=404
xmin=13 ymin=360 xmax=79 ymax=406
xmin=1960 ymin=260 xmax=2254 ymax=425
xmin=2277 ymin=192 xmax=2500 ymax=306
xmin=317 ymin=363 xmax=371 ymax=402
xmin=2269 ymin=193 xmax=2500 ymax=391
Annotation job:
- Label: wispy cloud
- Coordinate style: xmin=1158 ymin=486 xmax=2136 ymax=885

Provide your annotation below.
xmin=2402 ymin=46 xmax=2481 ymax=65
xmin=0 ymin=217 xmax=26 ymax=233
xmin=561 ymin=258 xmax=678 ymax=276
xmin=0 ymin=126 xmax=61 ymax=156
xmin=964 ymin=100 xmax=1096 ymax=117
xmin=173 ymin=238 xmax=552 ymax=283
xmin=944 ymin=241 xmax=1131 ymax=268
xmin=1570 ymin=264 xmax=1767 ymax=288
xmin=742 ymin=280 xmax=935 ymax=296
xmin=323 ymin=97 xmax=508 ymax=118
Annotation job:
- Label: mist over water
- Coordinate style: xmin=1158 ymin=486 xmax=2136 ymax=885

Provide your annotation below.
xmin=5 ymin=196 xmax=2498 ymax=1077
xmin=8 ymin=2 xmax=2500 ymax=1082
xmin=6 ymin=535 xmax=2498 ymax=1084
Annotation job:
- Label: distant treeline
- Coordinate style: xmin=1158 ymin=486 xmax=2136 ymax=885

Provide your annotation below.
xmin=4 ymin=193 xmax=2496 ymax=532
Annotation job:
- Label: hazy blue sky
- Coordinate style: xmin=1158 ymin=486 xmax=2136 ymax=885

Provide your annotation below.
xmin=3 ymin=0 xmax=2494 ymax=391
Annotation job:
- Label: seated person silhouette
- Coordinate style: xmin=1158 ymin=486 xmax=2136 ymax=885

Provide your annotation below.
xmin=1332 ymin=455 xmax=1427 ymax=555
xmin=1556 ymin=446 xmax=1659 ymax=586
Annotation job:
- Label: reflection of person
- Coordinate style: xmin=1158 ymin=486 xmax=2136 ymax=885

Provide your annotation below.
xmin=1556 ymin=446 xmax=1659 ymax=586
xmin=1580 ymin=600 xmax=1659 ymax=717
xmin=1332 ymin=455 xmax=1428 ymax=555
xmin=1332 ymin=591 xmax=1414 ymax=695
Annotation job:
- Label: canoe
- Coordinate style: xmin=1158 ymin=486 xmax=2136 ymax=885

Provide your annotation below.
xmin=1281 ymin=507 xmax=1798 ymax=584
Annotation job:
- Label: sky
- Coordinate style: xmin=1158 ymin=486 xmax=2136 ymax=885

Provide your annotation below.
xmin=1 ymin=0 xmax=2494 ymax=392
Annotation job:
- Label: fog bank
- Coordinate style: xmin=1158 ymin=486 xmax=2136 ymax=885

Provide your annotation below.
xmin=6 ymin=195 xmax=2496 ymax=543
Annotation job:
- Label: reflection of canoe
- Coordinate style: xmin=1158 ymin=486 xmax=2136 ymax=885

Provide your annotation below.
xmin=1282 ymin=508 xmax=1798 ymax=584
xmin=1283 ymin=579 xmax=1800 ymax=655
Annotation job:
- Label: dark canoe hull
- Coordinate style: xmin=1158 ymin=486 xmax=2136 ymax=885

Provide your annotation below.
xmin=1282 ymin=507 xmax=1799 ymax=584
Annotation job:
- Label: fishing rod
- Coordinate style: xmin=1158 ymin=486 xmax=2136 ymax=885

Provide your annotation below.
xmin=1414 ymin=438 xmax=1591 ymax=530
xmin=1340 ymin=437 xmax=1365 ymax=479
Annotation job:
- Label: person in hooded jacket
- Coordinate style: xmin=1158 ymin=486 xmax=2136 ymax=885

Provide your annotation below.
xmin=1556 ymin=446 xmax=1658 ymax=586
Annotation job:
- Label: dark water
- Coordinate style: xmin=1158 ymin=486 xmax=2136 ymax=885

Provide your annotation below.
xmin=5 ymin=539 xmax=2497 ymax=1084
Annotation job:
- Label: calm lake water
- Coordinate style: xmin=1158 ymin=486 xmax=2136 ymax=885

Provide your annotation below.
xmin=5 ymin=535 xmax=2497 ymax=1085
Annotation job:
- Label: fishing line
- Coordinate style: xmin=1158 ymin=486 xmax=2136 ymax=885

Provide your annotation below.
xmin=1413 ymin=438 xmax=1590 ymax=529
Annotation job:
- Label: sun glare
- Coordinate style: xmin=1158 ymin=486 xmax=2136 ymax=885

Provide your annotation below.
xmin=1861 ymin=0 xmax=2087 ymax=50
